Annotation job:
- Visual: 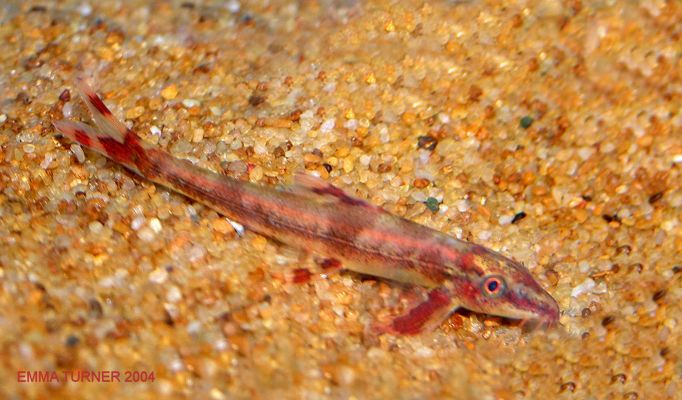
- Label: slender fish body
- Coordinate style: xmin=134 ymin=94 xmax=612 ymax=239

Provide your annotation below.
xmin=54 ymin=78 xmax=559 ymax=335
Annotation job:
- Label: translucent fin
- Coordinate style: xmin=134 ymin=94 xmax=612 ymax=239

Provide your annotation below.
xmin=53 ymin=120 xmax=107 ymax=155
xmin=75 ymin=77 xmax=127 ymax=143
xmin=53 ymin=78 xmax=151 ymax=174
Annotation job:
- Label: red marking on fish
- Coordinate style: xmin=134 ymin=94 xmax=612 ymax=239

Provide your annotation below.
xmin=99 ymin=133 xmax=150 ymax=171
xmin=457 ymin=251 xmax=484 ymax=276
xmin=312 ymin=185 xmax=369 ymax=207
xmin=88 ymin=93 xmax=112 ymax=116
xmin=320 ymin=258 xmax=341 ymax=270
xmin=74 ymin=129 xmax=92 ymax=147
xmin=451 ymin=275 xmax=480 ymax=301
xmin=291 ymin=268 xmax=313 ymax=284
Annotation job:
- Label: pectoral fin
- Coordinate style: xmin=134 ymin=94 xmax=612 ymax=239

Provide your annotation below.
xmin=373 ymin=288 xmax=458 ymax=335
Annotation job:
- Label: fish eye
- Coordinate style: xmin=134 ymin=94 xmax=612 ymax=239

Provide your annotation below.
xmin=482 ymin=275 xmax=506 ymax=297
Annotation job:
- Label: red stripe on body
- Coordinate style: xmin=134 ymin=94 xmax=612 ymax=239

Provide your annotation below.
xmin=355 ymin=223 xmax=480 ymax=278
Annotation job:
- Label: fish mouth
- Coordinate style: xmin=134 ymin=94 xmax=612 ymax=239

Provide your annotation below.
xmin=541 ymin=294 xmax=561 ymax=325
xmin=504 ymin=312 xmax=558 ymax=329
xmin=495 ymin=311 xmax=560 ymax=330
xmin=526 ymin=302 xmax=560 ymax=329
xmin=521 ymin=299 xmax=560 ymax=329
xmin=493 ymin=298 xmax=561 ymax=329
xmin=457 ymin=307 xmax=560 ymax=330
xmin=497 ymin=289 xmax=560 ymax=328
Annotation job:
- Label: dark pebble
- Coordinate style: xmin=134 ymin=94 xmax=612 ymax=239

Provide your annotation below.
xmin=425 ymin=197 xmax=440 ymax=212
xmin=648 ymin=192 xmax=663 ymax=204
xmin=602 ymin=214 xmax=620 ymax=223
xmin=519 ymin=116 xmax=534 ymax=129
xmin=417 ymin=135 xmax=438 ymax=151
xmin=611 ymin=373 xmax=626 ymax=384
xmin=615 ymin=245 xmax=631 ymax=255
xmin=559 ymin=382 xmax=576 ymax=392
xmin=65 ymin=335 xmax=80 ymax=347
xmin=652 ymin=289 xmax=666 ymax=302
xmin=88 ymin=299 xmax=103 ymax=318
xmin=511 ymin=211 xmax=526 ymax=224
xmin=59 ymin=89 xmax=71 ymax=102
xmin=248 ymin=94 xmax=265 ymax=107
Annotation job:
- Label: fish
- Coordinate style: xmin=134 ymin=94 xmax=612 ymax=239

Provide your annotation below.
xmin=53 ymin=78 xmax=560 ymax=335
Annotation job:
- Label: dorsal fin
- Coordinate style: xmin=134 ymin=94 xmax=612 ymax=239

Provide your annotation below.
xmin=292 ymin=173 xmax=372 ymax=207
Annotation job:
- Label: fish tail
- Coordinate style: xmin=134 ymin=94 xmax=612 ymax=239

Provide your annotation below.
xmin=54 ymin=77 xmax=255 ymax=229
xmin=53 ymin=78 xmax=154 ymax=176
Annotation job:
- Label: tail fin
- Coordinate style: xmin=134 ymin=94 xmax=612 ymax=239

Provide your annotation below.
xmin=53 ymin=78 xmax=150 ymax=175
xmin=74 ymin=77 xmax=128 ymax=142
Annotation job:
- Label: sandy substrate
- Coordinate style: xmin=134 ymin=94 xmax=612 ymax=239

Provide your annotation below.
xmin=0 ymin=0 xmax=680 ymax=398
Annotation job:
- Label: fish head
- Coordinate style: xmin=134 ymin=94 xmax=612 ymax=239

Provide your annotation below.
xmin=449 ymin=245 xmax=559 ymax=327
